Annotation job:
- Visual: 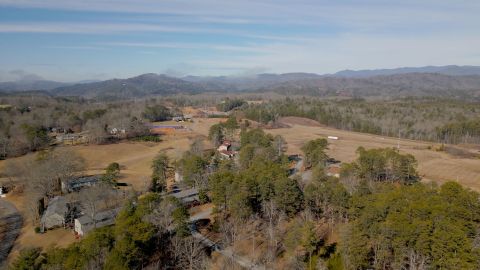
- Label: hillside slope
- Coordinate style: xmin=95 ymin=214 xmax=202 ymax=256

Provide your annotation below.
xmin=258 ymin=73 xmax=480 ymax=99
xmin=46 ymin=71 xmax=480 ymax=100
xmin=52 ymin=73 xmax=207 ymax=99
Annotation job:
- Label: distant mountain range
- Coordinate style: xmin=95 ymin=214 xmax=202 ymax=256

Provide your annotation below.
xmin=1 ymin=65 xmax=480 ymax=99
xmin=257 ymin=73 xmax=480 ymax=99
xmin=0 ymin=79 xmax=71 ymax=92
xmin=50 ymin=73 xmax=204 ymax=99
xmin=333 ymin=65 xmax=480 ymax=77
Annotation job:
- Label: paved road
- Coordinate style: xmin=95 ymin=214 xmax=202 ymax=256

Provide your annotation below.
xmin=0 ymin=198 xmax=23 ymax=265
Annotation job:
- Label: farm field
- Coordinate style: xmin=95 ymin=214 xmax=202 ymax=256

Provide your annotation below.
xmin=268 ymin=117 xmax=480 ymax=191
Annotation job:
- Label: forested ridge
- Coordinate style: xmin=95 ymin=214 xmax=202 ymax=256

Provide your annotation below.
xmin=3 ymin=70 xmax=480 ymax=100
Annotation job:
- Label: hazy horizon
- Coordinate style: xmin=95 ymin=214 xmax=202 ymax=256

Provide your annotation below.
xmin=2 ymin=64 xmax=480 ymax=84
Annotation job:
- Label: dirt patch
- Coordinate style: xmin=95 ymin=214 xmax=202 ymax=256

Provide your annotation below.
xmin=278 ymin=116 xmax=322 ymax=127
xmin=444 ymin=145 xmax=480 ymax=159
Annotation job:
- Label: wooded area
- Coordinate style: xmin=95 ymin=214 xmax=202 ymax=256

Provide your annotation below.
xmin=242 ymin=97 xmax=480 ymax=144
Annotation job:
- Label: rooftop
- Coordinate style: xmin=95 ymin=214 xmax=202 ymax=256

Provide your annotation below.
xmin=42 ymin=196 xmax=67 ymax=217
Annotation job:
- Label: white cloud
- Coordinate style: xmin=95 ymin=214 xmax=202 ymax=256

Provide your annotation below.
xmin=1 ymin=1 xmax=479 ymax=27
xmin=1 ymin=0 xmax=480 ymax=78
xmin=185 ymin=33 xmax=480 ymax=74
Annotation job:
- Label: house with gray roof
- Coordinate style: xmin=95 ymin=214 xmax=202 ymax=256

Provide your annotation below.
xmin=41 ymin=196 xmax=68 ymax=230
xmin=62 ymin=175 xmax=101 ymax=193
xmin=74 ymin=208 xmax=121 ymax=236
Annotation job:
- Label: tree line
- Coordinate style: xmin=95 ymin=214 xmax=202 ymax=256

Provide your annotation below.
xmin=241 ymin=97 xmax=480 ymax=144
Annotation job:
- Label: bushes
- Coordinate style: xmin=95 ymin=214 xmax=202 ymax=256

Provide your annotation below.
xmin=10 ymin=248 xmax=42 ymax=270
xmin=130 ymin=135 xmax=161 ymax=142
xmin=216 ymin=98 xmax=246 ymax=112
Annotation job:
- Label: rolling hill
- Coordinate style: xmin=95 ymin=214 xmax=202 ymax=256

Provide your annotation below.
xmin=333 ymin=65 xmax=480 ymax=77
xmin=2 ymin=65 xmax=480 ymax=99
xmin=51 ymin=73 xmax=208 ymax=99
xmin=51 ymin=72 xmax=480 ymax=100
xmin=0 ymin=80 xmax=71 ymax=92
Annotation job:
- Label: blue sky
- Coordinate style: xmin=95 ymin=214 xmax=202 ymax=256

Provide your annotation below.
xmin=0 ymin=0 xmax=479 ymax=82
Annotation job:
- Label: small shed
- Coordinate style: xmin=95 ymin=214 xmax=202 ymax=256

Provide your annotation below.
xmin=41 ymin=196 xmax=68 ymax=230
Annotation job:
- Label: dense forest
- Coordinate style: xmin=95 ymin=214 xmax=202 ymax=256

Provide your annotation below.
xmin=10 ymin=122 xmax=480 ymax=269
xmin=241 ymin=97 xmax=480 ymax=144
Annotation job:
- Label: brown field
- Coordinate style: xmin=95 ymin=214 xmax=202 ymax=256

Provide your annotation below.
xmin=268 ymin=118 xmax=480 ymax=191
xmin=0 ymin=117 xmax=225 ymax=261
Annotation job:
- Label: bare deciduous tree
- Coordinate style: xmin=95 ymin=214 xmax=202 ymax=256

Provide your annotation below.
xmin=261 ymin=200 xmax=283 ymax=266
xmin=190 ymin=137 xmax=205 ymax=157
xmin=172 ymin=236 xmax=209 ymax=270
xmin=79 ymin=184 xmax=116 ymax=229
xmin=144 ymin=198 xmax=177 ymax=232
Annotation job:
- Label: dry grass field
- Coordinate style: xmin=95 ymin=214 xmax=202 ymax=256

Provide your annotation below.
xmin=269 ymin=117 xmax=480 ymax=191
xmin=0 ymin=117 xmax=225 ymax=261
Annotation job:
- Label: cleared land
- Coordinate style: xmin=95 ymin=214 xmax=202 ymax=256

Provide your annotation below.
xmin=269 ymin=117 xmax=480 ymax=191
xmin=0 ymin=117 xmax=225 ymax=262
